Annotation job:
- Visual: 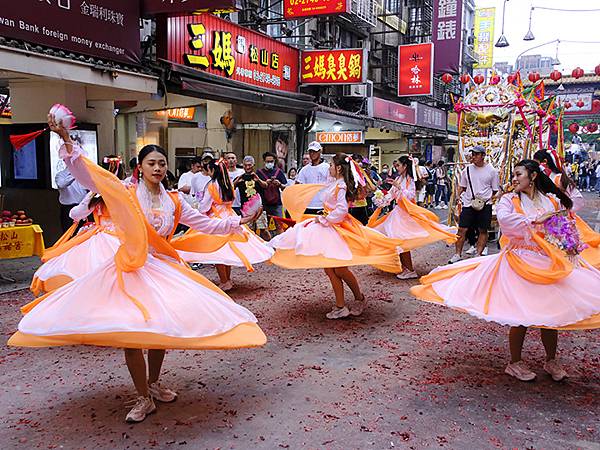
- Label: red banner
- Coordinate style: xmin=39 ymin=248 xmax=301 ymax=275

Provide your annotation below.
xmin=397 ymin=43 xmax=434 ymax=97
xmin=284 ymin=0 xmax=348 ymax=19
xmin=159 ymin=13 xmax=299 ymax=92
xmin=141 ymin=0 xmax=237 ymax=16
xmin=300 ymin=49 xmax=366 ymax=84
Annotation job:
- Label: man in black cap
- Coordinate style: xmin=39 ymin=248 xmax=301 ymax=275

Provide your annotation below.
xmin=449 ymin=145 xmax=499 ymax=263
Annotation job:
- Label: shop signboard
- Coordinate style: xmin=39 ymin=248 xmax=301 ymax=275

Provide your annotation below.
xmin=473 ymin=8 xmax=495 ymax=69
xmin=397 ymin=43 xmax=434 ymax=97
xmin=0 ymin=1 xmax=141 ymax=65
xmin=158 ymin=107 xmax=197 ymax=121
xmin=411 ymin=102 xmax=447 ymax=131
xmin=284 ymin=0 xmax=348 ymax=20
xmin=141 ymin=0 xmax=238 ymax=16
xmin=316 ymin=131 xmax=364 ymax=144
xmin=558 ymin=92 xmax=594 ymax=114
xmin=369 ymin=97 xmax=416 ymax=125
xmin=432 ymin=0 xmax=463 ymax=75
xmin=160 ymin=13 xmax=299 ymax=92
xmin=300 ymin=49 xmax=367 ymax=85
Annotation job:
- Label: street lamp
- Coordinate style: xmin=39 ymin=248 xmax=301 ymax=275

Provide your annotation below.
xmin=495 ymin=0 xmax=510 ymax=48
xmin=523 ymin=7 xmax=535 ymax=41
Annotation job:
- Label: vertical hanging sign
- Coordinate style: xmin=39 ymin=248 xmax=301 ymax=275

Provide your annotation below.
xmin=432 ymin=0 xmax=463 ymax=75
xmin=397 ymin=43 xmax=434 ymax=97
xmin=473 ymin=8 xmax=496 ymax=69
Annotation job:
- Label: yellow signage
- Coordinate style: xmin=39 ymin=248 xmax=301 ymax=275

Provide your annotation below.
xmin=473 ymin=7 xmax=495 ymax=69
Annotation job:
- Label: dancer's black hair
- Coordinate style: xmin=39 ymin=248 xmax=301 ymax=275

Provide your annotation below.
xmin=332 ymin=153 xmax=357 ymax=202
xmin=514 ymin=159 xmax=573 ymax=209
xmin=207 ymin=160 xmax=234 ymax=202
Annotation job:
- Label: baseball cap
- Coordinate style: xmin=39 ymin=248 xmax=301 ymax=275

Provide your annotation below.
xmin=307 ymin=141 xmax=322 ymax=152
xmin=201 ymin=152 xmax=214 ymax=161
xmin=471 ymin=145 xmax=486 ymax=154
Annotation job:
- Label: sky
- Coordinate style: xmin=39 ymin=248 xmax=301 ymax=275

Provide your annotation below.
xmin=474 ymin=0 xmax=600 ymax=73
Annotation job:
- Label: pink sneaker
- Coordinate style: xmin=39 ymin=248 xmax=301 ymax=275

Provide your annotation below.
xmin=544 ymin=359 xmax=567 ymax=381
xmin=505 ymin=361 xmax=536 ymax=381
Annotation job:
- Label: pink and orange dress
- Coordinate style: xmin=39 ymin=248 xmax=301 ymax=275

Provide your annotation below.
xmin=30 ymin=193 xmax=120 ymax=295
xmin=174 ymin=182 xmax=274 ymax=271
xmin=548 ymin=172 xmax=600 ymax=268
xmin=410 ymin=192 xmax=600 ymax=329
xmin=8 ymin=144 xmax=266 ymax=350
xmin=269 ymin=180 xmax=403 ymax=273
xmin=367 ymin=175 xmax=457 ymax=251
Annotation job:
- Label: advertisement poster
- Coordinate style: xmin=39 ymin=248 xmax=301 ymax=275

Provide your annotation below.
xmin=473 ymin=8 xmax=496 ymax=69
xmin=397 ymin=43 xmax=434 ymax=97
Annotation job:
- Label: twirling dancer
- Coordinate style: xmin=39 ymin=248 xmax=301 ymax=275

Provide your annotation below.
xmin=410 ymin=160 xmax=600 ymax=382
xmin=367 ymin=155 xmax=457 ymax=280
xmin=174 ymin=159 xmax=274 ymax=292
xmin=9 ymin=114 xmax=266 ymax=423
xmin=30 ymin=157 xmax=125 ymax=295
xmin=270 ymin=153 xmax=403 ymax=319
xmin=533 ymin=149 xmax=600 ymax=267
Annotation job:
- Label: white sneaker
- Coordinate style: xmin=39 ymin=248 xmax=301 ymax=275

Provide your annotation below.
xmin=544 ymin=359 xmax=568 ymax=381
xmin=396 ymin=270 xmax=418 ymax=280
xmin=465 ymin=245 xmax=477 ymax=255
xmin=434 ymin=205 xmax=442 ymax=210
xmin=505 ymin=361 xmax=536 ymax=381
xmin=448 ymin=254 xmax=462 ymax=264
xmin=125 ymin=396 xmax=156 ymax=423
xmin=442 ymin=204 xmax=448 ymax=209
xmin=326 ymin=306 xmax=350 ymax=319
xmin=349 ymin=295 xmax=367 ymax=317
xmin=148 ymin=382 xmax=178 ymax=403
xmin=481 ymin=247 xmax=489 ymax=256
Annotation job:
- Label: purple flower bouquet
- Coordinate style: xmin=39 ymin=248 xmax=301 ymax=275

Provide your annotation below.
xmin=542 ymin=212 xmax=587 ymax=257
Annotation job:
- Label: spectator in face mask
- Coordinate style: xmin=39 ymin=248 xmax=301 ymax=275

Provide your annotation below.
xmin=257 ymin=151 xmax=287 ymax=221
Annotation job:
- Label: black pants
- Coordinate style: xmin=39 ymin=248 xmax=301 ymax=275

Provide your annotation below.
xmin=304 ymin=208 xmax=324 ymax=215
xmin=59 ymin=203 xmax=77 ymax=233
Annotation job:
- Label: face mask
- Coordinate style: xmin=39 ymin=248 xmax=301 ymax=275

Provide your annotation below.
xmin=382 ymin=169 xmax=388 ymax=173
xmin=265 ymin=162 xmax=275 ymax=170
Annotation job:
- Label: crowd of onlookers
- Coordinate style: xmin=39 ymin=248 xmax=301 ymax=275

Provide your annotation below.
xmin=565 ymin=158 xmax=600 ymax=195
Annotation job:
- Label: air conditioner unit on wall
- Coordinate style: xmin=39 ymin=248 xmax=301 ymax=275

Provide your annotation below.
xmin=342 ymin=81 xmax=373 ymax=98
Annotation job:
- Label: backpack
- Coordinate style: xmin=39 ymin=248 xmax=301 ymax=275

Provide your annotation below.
xmin=258 ymin=168 xmax=282 ymax=205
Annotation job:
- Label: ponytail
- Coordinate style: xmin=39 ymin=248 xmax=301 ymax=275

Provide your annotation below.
xmin=332 ymin=153 xmax=357 ymax=202
xmin=532 ymin=149 xmax=574 ymax=191
xmin=207 ymin=159 xmax=234 ymax=202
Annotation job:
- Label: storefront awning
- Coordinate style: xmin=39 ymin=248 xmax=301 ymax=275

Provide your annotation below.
xmin=163 ymin=61 xmax=317 ymax=116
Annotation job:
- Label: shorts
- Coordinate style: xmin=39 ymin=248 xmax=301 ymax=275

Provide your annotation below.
xmin=425 ymin=184 xmax=435 ymax=195
xmin=458 ymin=205 xmax=492 ymax=231
xmin=264 ymin=204 xmax=283 ymax=218
xmin=255 ymin=211 xmax=268 ymax=230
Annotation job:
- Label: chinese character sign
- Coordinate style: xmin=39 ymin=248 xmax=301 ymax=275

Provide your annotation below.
xmin=315 ymin=131 xmax=364 ymax=144
xmin=0 ymin=1 xmax=140 ymax=64
xmin=284 ymin=0 xmax=348 ymax=20
xmin=398 ymin=43 xmax=433 ymax=97
xmin=300 ymin=49 xmax=365 ymax=84
xmin=473 ymin=7 xmax=495 ymax=69
xmin=160 ymin=14 xmax=299 ymax=92
xmin=432 ymin=0 xmax=463 ymax=75
xmin=141 ymin=0 xmax=237 ymax=16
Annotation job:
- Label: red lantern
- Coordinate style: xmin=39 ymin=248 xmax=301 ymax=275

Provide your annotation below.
xmin=459 ymin=74 xmax=471 ymax=84
xmin=576 ymin=100 xmax=585 ymax=108
xmin=595 ymin=64 xmax=600 ymax=76
xmin=564 ymin=101 xmax=572 ymax=109
xmin=593 ymin=99 xmax=600 ymax=110
xmin=528 ymin=72 xmax=540 ymax=83
xmin=586 ymin=122 xmax=598 ymax=133
xmin=550 ymin=70 xmax=562 ymax=81
xmin=507 ymin=74 xmax=516 ymax=84
xmin=441 ymin=73 xmax=453 ymax=84
xmin=571 ymin=67 xmax=584 ymax=79
xmin=489 ymin=74 xmax=501 ymax=85
xmin=568 ymin=123 xmax=579 ymax=134
xmin=546 ymin=114 xmax=556 ymax=124
xmin=473 ymin=74 xmax=484 ymax=85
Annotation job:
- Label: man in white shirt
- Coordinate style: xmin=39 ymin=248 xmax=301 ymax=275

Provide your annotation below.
xmin=55 ymin=167 xmax=88 ymax=232
xmin=295 ymin=141 xmax=331 ymax=214
xmin=178 ymin=157 xmax=202 ymax=205
xmin=449 ymin=145 xmax=499 ymax=263
xmin=224 ymin=152 xmax=245 ymax=214
xmin=190 ymin=153 xmax=214 ymax=207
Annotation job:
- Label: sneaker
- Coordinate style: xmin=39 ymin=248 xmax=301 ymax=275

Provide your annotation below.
xmin=465 ymin=246 xmax=477 ymax=256
xmin=481 ymin=247 xmax=489 ymax=256
xmin=125 ymin=396 xmax=156 ymax=423
xmin=434 ymin=205 xmax=442 ymax=210
xmin=396 ymin=270 xmax=418 ymax=280
xmin=350 ymin=295 xmax=367 ymax=317
xmin=148 ymin=382 xmax=178 ymax=403
xmin=504 ymin=361 xmax=536 ymax=381
xmin=448 ymin=254 xmax=462 ymax=264
xmin=326 ymin=306 xmax=350 ymax=320
xmin=544 ymin=359 xmax=568 ymax=381
xmin=442 ymin=204 xmax=448 ymax=209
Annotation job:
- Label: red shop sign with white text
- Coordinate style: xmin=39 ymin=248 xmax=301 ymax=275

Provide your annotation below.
xmin=159 ymin=13 xmax=299 ymax=92
xmin=284 ymin=0 xmax=348 ymax=20
xmin=300 ymin=49 xmax=366 ymax=84
xmin=397 ymin=43 xmax=434 ymax=97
